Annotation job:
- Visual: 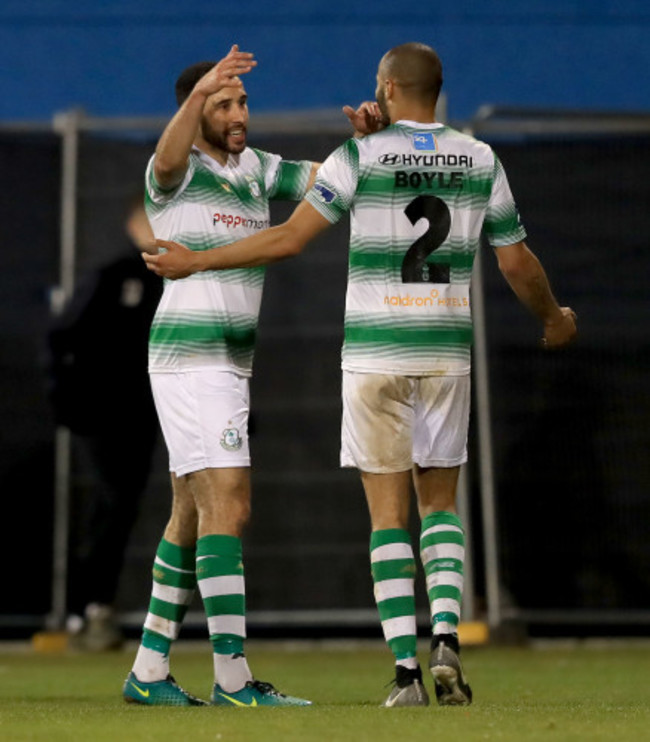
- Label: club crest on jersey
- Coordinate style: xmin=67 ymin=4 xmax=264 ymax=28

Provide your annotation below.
xmin=246 ymin=177 xmax=261 ymax=197
xmin=220 ymin=427 xmax=243 ymax=451
xmin=313 ymin=184 xmax=336 ymax=204
xmin=412 ymin=133 xmax=438 ymax=152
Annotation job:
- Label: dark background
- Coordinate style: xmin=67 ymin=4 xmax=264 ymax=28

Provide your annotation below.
xmin=1 ymin=130 xmax=648 ymax=637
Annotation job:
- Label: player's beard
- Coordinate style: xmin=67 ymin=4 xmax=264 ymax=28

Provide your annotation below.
xmin=201 ymin=118 xmax=247 ymax=155
xmin=375 ymin=88 xmax=391 ymax=127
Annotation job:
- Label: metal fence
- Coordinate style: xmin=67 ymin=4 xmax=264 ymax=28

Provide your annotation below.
xmin=1 ymin=104 xmax=649 ymax=638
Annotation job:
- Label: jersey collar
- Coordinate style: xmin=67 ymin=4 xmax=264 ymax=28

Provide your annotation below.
xmin=395 ymin=120 xmax=444 ymax=129
xmin=191 ymin=145 xmax=243 ymax=172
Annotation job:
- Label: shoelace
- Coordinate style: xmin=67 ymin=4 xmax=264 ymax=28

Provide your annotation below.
xmin=248 ymin=680 xmax=286 ymax=698
xmin=384 ymin=670 xmax=420 ymax=690
xmin=167 ymin=675 xmax=205 ymax=703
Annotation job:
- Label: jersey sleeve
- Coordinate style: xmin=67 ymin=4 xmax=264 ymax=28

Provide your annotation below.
xmin=255 ymin=149 xmax=312 ymax=201
xmin=145 ymin=153 xmax=196 ymax=205
xmin=304 ymin=139 xmax=359 ymax=224
xmin=483 ymin=154 xmax=527 ymax=247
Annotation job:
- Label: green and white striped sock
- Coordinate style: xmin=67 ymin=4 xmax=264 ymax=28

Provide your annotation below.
xmin=370 ymin=529 xmax=418 ymax=669
xmin=132 ymin=538 xmax=196 ymax=681
xmin=420 ymin=511 xmax=465 ymax=636
xmin=196 ymin=534 xmax=252 ymax=692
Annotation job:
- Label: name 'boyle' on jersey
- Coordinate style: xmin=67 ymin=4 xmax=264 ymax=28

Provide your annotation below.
xmin=305 ymin=120 xmax=527 ymax=377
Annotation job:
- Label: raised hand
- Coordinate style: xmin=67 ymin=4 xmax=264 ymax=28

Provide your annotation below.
xmin=342 ymin=101 xmax=386 ymax=136
xmin=194 ymin=44 xmax=257 ymax=98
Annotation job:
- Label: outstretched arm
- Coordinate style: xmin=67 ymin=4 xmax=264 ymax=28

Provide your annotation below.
xmin=143 ymin=201 xmax=331 ymax=279
xmin=154 ymin=45 xmax=256 ymax=189
xmin=494 ymin=241 xmax=577 ymax=349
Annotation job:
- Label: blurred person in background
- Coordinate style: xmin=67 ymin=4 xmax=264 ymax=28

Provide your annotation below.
xmin=47 ymin=195 xmax=161 ymax=651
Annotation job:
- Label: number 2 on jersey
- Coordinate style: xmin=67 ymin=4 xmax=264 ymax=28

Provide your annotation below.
xmin=401 ymin=194 xmax=451 ymax=284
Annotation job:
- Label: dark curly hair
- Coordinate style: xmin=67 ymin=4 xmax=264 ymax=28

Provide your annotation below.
xmin=174 ymin=61 xmax=217 ymax=107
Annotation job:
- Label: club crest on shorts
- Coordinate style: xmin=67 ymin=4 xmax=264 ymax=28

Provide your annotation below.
xmin=220 ymin=427 xmax=243 ymax=451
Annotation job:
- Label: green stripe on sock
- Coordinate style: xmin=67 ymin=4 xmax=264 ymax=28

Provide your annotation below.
xmin=420 ymin=530 xmax=465 ymax=549
xmin=376 ymin=596 xmax=417 ymax=620
xmin=197 ymin=557 xmax=244 ymax=579
xmin=196 ymin=535 xmax=244 ymax=581
xmin=212 ymin=636 xmax=245 ymax=654
xmin=421 ymin=511 xmax=463 ymax=531
xmin=158 ymin=539 xmax=196 ymax=571
xmin=370 ymin=528 xmax=417 ymax=662
xmin=370 ymin=528 xmax=412 ymax=549
xmin=148 ymin=597 xmax=192 ymax=623
xmin=196 ymin=534 xmax=242 ymax=559
xmin=142 ymin=629 xmax=172 ymax=654
xmin=371 ymin=558 xmax=417 ymax=582
xmin=152 ymin=563 xmax=197 ymax=589
xmin=202 ymin=594 xmax=245 ymax=617
xmin=389 ymin=635 xmax=418 ymax=660
xmin=420 ymin=512 xmax=465 ymax=633
xmin=138 ymin=539 xmax=196 ymax=647
xmin=196 ymin=534 xmax=247 ymax=654
xmin=433 ymin=611 xmax=460 ymax=627
xmin=431 ymin=585 xmax=462 ymax=602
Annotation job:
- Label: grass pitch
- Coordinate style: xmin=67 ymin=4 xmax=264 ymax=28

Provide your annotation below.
xmin=1 ymin=639 xmax=649 ymax=741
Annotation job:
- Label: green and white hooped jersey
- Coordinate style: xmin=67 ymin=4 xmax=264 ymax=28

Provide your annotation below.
xmin=145 ymin=147 xmax=311 ymax=375
xmin=304 ymin=121 xmax=527 ymax=376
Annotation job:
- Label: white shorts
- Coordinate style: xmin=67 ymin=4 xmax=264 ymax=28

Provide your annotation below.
xmin=150 ymin=370 xmax=251 ymax=476
xmin=340 ymin=371 xmax=470 ymax=473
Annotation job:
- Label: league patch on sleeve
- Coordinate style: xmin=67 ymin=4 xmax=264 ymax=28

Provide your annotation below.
xmin=312 ymin=183 xmax=336 ymax=204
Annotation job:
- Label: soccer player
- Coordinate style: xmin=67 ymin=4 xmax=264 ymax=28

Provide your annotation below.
xmin=123 ymin=45 xmax=318 ymax=707
xmin=144 ymin=42 xmax=577 ymax=707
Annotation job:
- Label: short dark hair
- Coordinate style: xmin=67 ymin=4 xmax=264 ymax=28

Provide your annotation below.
xmin=174 ymin=61 xmax=217 ymax=107
xmin=381 ymin=42 xmax=443 ymax=102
